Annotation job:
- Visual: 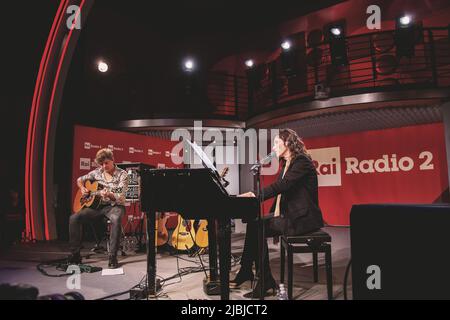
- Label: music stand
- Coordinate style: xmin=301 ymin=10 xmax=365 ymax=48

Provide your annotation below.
xmin=185 ymin=140 xmax=226 ymax=296
xmin=186 ymin=140 xmax=222 ymax=179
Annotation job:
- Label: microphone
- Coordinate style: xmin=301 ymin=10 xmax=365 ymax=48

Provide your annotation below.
xmin=250 ymin=151 xmax=276 ymax=172
xmin=259 ymin=151 xmax=276 ymax=164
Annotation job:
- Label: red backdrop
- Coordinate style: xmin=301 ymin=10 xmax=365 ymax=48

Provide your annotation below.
xmin=71 ymin=125 xmax=182 ymax=228
xmin=262 ymin=123 xmax=448 ymax=225
xmin=72 ymin=123 xmax=448 ymax=227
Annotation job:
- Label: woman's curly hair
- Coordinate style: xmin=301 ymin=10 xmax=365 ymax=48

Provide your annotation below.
xmin=278 ymin=128 xmax=311 ymax=160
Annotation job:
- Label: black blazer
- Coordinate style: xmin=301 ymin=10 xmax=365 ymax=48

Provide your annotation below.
xmin=262 ymin=154 xmax=324 ymax=236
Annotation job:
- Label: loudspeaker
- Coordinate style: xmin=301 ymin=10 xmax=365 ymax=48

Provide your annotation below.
xmin=350 ymin=204 xmax=450 ymax=299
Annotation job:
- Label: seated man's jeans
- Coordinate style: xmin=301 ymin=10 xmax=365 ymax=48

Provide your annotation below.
xmin=69 ymin=205 xmax=125 ymax=256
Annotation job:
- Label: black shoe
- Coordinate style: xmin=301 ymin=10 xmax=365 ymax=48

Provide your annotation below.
xmin=230 ymin=270 xmax=254 ymax=289
xmin=67 ymin=252 xmax=82 ymax=265
xmin=243 ymin=278 xmax=277 ymax=299
xmin=108 ymin=255 xmax=118 ymax=269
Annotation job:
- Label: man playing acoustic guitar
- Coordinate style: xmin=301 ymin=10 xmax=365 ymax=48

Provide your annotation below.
xmin=68 ymin=148 xmax=129 ymax=269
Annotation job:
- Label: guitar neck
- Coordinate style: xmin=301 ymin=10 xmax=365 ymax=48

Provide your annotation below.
xmin=88 ymin=187 xmax=110 ymax=196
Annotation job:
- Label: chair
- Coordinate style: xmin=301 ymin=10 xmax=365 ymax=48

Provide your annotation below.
xmin=280 ymin=229 xmax=333 ymax=300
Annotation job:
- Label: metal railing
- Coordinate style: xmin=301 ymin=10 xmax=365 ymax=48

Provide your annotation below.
xmin=205 ymin=26 xmax=450 ymax=120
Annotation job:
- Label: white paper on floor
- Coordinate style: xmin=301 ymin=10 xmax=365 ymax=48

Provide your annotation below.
xmin=101 ymin=268 xmax=124 ymax=276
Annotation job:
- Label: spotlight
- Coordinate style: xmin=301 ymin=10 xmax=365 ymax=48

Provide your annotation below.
xmin=183 ymin=58 xmax=195 ymax=72
xmin=399 ymin=15 xmax=412 ymax=27
xmin=97 ymin=61 xmax=108 ymax=73
xmin=281 ymin=48 xmax=298 ymax=77
xmin=328 ymin=25 xmax=348 ymax=66
xmin=182 ymin=58 xmax=198 ymax=95
xmin=395 ymin=14 xmax=416 ymax=58
xmin=245 ymin=63 xmax=264 ymax=90
xmin=330 ymin=27 xmax=342 ymax=37
xmin=281 ymin=40 xmax=292 ymax=51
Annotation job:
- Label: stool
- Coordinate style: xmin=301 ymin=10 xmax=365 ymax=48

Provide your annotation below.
xmin=89 ymin=217 xmax=112 ymax=255
xmin=280 ymin=229 xmax=333 ymax=300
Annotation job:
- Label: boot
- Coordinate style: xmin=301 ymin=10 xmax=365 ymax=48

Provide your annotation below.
xmin=67 ymin=252 xmax=82 ymax=265
xmin=108 ymin=255 xmax=118 ymax=269
xmin=243 ymin=277 xmax=277 ymax=299
xmin=230 ymin=269 xmax=254 ymax=288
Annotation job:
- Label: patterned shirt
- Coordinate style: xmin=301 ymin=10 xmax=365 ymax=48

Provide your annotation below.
xmin=78 ymin=165 xmax=129 ymax=206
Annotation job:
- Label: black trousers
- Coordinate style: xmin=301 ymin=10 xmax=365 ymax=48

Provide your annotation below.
xmin=69 ymin=205 xmax=125 ymax=256
xmin=240 ymin=216 xmax=285 ymax=282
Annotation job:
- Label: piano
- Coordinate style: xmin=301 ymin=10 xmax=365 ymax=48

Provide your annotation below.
xmin=140 ymin=167 xmax=259 ymax=300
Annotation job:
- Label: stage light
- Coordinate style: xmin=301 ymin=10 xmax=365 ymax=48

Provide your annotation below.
xmin=395 ymin=14 xmax=416 ymax=58
xmin=281 ymin=40 xmax=292 ymax=51
xmin=97 ymin=61 xmax=108 ymax=73
xmin=330 ymin=27 xmax=342 ymax=37
xmin=328 ymin=25 xmax=348 ymax=66
xmin=183 ymin=58 xmax=195 ymax=72
xmin=245 ymin=59 xmax=254 ymax=68
xmin=281 ymin=49 xmax=297 ymax=77
xmin=245 ymin=62 xmax=264 ymax=90
xmin=182 ymin=58 xmax=198 ymax=95
xmin=399 ymin=15 xmax=412 ymax=27
xmin=280 ymin=38 xmax=298 ymax=76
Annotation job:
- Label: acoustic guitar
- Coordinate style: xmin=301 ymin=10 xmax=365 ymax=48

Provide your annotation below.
xmin=171 ymin=215 xmax=196 ymax=251
xmin=195 ymin=220 xmax=209 ymax=248
xmin=73 ymin=181 xmax=108 ymax=213
xmin=194 ymin=167 xmax=229 ymax=249
xmin=155 ymin=212 xmax=170 ymax=247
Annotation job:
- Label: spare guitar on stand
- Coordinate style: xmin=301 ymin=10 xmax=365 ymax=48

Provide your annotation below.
xmin=171 ymin=215 xmax=196 ymax=252
xmin=193 ymin=167 xmax=229 ymax=255
xmin=194 ymin=220 xmax=209 ymax=254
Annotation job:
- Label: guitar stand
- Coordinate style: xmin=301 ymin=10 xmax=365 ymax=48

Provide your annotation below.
xmin=188 ymin=248 xmax=197 ymax=258
xmin=188 ymin=247 xmax=207 ymax=258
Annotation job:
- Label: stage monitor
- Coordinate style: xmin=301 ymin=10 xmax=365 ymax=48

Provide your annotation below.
xmin=350 ymin=203 xmax=450 ymax=299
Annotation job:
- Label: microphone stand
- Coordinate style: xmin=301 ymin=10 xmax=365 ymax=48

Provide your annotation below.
xmin=250 ymin=161 xmax=266 ymax=300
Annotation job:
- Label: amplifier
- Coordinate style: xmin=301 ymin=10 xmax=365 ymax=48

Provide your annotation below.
xmin=117 ymin=162 xmax=155 ymax=202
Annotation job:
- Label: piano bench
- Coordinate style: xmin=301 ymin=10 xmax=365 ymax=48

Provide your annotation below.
xmin=280 ymin=230 xmax=333 ymax=300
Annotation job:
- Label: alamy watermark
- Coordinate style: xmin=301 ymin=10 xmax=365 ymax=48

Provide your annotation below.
xmin=66 ymin=265 xmax=81 ymax=290
xmin=66 ymin=5 xmax=81 ymax=30
xmin=170 ymin=121 xmax=280 ymax=175
xmin=366 ymin=265 xmax=381 ymax=290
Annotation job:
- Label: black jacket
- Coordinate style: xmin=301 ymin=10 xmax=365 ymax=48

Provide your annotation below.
xmin=262 ymin=154 xmax=324 ymax=236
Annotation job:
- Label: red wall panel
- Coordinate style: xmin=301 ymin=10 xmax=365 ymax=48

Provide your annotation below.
xmin=262 ymin=123 xmax=448 ymax=225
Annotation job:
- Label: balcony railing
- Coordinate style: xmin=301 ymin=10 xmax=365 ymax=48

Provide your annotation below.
xmin=205 ymin=26 xmax=450 ymax=120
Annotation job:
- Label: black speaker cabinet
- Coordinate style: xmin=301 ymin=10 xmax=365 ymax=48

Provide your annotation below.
xmin=350 ymin=204 xmax=450 ymax=299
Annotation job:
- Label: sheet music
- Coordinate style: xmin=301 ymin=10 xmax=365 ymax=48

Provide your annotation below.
xmin=101 ymin=268 xmax=124 ymax=276
xmin=186 ymin=140 xmax=220 ymax=175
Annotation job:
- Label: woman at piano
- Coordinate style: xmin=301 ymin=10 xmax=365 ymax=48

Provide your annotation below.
xmin=235 ymin=128 xmax=324 ymax=298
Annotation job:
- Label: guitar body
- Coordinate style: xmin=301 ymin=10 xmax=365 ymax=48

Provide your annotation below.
xmin=156 ymin=213 xmax=169 ymax=246
xmin=195 ymin=220 xmax=209 ymax=248
xmin=191 ymin=168 xmax=227 ymax=249
xmin=72 ymin=180 xmax=103 ymax=213
xmin=171 ymin=215 xmax=195 ymax=251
